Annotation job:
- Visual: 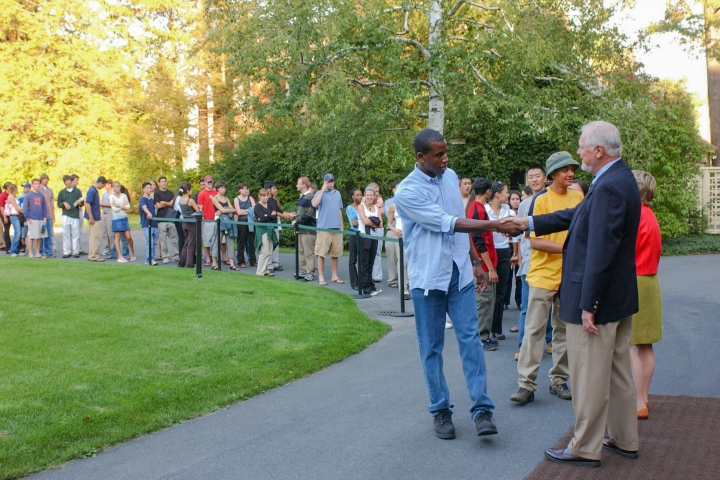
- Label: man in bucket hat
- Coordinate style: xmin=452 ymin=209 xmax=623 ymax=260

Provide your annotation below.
xmin=511 ymin=151 xmax=583 ymax=406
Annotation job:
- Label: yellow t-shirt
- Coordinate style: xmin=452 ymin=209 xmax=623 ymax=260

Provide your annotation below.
xmin=526 ymin=188 xmax=584 ymax=291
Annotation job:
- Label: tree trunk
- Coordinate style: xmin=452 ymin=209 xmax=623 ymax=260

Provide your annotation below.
xmin=706 ymin=3 xmax=720 ymax=165
xmin=427 ymin=0 xmax=444 ymax=133
xmin=198 ymin=83 xmax=210 ymax=162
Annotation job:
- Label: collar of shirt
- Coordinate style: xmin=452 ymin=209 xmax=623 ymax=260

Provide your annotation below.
xmin=394 ymin=164 xmax=473 ymax=293
xmin=591 ymin=157 xmax=622 ymax=184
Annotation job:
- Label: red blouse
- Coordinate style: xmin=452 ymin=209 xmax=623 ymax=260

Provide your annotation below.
xmin=635 ymin=204 xmax=662 ymax=276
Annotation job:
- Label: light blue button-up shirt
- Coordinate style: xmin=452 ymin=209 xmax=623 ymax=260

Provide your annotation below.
xmin=395 ymin=164 xmax=473 ymax=293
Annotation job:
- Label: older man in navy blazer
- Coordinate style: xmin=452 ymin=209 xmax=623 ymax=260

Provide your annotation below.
xmin=508 ymin=121 xmax=641 ymax=467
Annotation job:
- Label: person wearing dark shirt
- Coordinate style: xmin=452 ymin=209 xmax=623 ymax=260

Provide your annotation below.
xmin=57 ymin=175 xmax=83 ymax=258
xmin=24 ymin=179 xmax=48 ymax=258
xmin=139 ymin=182 xmax=159 ymax=265
xmin=154 ymin=176 xmax=179 ymax=263
xmin=254 ymin=188 xmax=279 ymax=276
xmin=85 ymin=176 xmax=107 ymax=262
xmin=177 ymin=182 xmax=201 ymax=268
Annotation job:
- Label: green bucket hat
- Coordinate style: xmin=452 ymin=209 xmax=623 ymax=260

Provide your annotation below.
xmin=545 ymin=151 xmax=579 ymax=177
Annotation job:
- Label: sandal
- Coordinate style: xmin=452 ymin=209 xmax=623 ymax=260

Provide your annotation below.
xmin=331 ymin=278 xmax=345 ymax=284
xmin=204 ymin=262 xmax=211 ymax=267
xmin=211 ymin=265 xmax=219 ymax=270
xmin=239 ymin=263 xmax=246 ymax=268
xmin=318 ymin=280 xmax=327 ymax=286
xmin=510 ymin=325 xmax=519 ymax=333
xmin=230 ymin=265 xmax=240 ymax=271
xmin=389 ymin=282 xmax=398 ymax=288
xmin=265 ymin=272 xmax=274 ymax=277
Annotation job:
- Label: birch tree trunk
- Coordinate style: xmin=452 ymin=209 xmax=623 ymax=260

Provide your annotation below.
xmin=427 ymin=0 xmax=444 ymax=133
xmin=705 ymin=3 xmax=720 ymax=165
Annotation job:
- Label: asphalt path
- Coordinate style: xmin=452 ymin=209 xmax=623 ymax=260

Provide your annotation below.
xmin=26 ymin=229 xmax=720 ymax=479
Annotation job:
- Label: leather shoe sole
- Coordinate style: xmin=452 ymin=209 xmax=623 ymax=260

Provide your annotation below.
xmin=544 ymin=448 xmax=600 ymax=468
xmin=603 ymin=438 xmax=638 ymax=459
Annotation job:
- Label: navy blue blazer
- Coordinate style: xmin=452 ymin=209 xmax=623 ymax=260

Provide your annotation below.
xmin=533 ymin=159 xmax=641 ymax=325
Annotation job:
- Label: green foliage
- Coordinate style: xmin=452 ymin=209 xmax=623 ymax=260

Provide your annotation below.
xmin=212 ymin=0 xmax=707 ymax=239
xmin=662 ymin=234 xmax=720 ymax=256
xmin=0 ymin=257 xmax=389 ymax=479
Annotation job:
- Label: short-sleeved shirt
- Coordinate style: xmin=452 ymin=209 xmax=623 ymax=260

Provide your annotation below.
xmin=101 ymin=192 xmax=113 ymax=214
xmin=154 ymin=189 xmax=175 ymax=220
xmin=346 ymin=205 xmax=359 ymax=231
xmin=139 ymin=196 xmax=158 ymax=228
xmin=0 ymin=192 xmax=8 ymax=209
xmin=384 ymin=197 xmax=396 ymax=227
xmin=24 ymin=191 xmax=47 ymax=220
xmin=84 ymin=186 xmax=101 ymax=220
xmin=313 ymin=189 xmax=343 ymax=229
xmin=196 ymin=189 xmax=217 ymax=221
xmin=485 ymin=204 xmax=517 ymax=249
xmin=526 ymin=188 xmax=584 ymax=290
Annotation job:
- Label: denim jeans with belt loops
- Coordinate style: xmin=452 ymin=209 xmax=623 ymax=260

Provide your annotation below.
xmin=411 ymin=262 xmax=495 ymax=419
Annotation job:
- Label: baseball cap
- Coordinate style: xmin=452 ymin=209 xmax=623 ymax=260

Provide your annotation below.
xmin=324 ymin=173 xmax=335 ymax=182
xmin=203 ymin=175 xmax=213 ymax=183
xmin=545 ymin=152 xmax=579 ymax=177
xmin=23 ymin=182 xmax=31 ymax=188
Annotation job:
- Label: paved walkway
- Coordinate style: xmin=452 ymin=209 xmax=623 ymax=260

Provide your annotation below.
xmin=27 ymin=230 xmax=720 ymax=479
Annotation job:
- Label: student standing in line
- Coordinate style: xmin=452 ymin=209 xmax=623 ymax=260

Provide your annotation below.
xmin=57 ymin=175 xmax=83 ymax=258
xmin=254 ymin=188 xmax=279 ymax=277
xmin=233 ymin=183 xmax=256 ymax=268
xmin=110 ymin=181 xmax=135 ymax=263
xmin=177 ymin=182 xmax=201 ymax=268
xmin=357 ymin=187 xmax=383 ymax=297
xmin=485 ymin=182 xmax=518 ymax=340
xmin=346 ymin=188 xmax=363 ymax=290
xmin=139 ymin=181 xmax=159 ymax=266
xmin=212 ymin=181 xmax=240 ymax=271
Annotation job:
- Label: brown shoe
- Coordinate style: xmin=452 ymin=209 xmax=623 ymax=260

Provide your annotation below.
xmin=637 ymin=406 xmax=648 ymax=419
xmin=603 ymin=437 xmax=638 ymax=459
xmin=544 ymin=447 xmax=600 ymax=468
xmin=547 ymin=343 xmax=553 ymax=354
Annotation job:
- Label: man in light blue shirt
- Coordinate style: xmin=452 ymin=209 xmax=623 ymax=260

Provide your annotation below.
xmin=395 ymin=129 xmax=525 ymax=440
xmin=312 ymin=174 xmax=345 ymax=285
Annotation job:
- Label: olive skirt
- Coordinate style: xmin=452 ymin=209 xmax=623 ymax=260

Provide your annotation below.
xmin=631 ymin=274 xmax=663 ymax=345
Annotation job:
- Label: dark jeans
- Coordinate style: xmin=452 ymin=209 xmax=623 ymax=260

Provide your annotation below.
xmin=360 ymin=239 xmax=378 ymax=294
xmin=175 ymin=221 xmax=185 ymax=255
xmin=237 ymin=224 xmax=256 ymax=265
xmin=492 ymin=248 xmax=511 ymax=334
xmin=178 ymin=222 xmax=196 ymax=268
xmin=348 ymin=234 xmax=359 ymax=289
xmin=504 ymin=264 xmax=521 ymax=308
xmin=2 ymin=217 xmax=10 ymax=253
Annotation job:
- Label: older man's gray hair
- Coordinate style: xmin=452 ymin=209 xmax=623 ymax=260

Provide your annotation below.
xmin=581 ymin=121 xmax=622 ymax=157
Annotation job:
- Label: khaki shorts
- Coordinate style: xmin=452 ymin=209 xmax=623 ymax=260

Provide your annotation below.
xmin=314 ymin=230 xmax=343 ymax=257
xmin=27 ymin=219 xmax=48 ymax=239
xmin=202 ymin=222 xmax=216 ymax=249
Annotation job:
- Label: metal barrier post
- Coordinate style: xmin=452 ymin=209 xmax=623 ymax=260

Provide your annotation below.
xmin=389 ymin=237 xmax=413 ymax=317
xmin=216 ymin=218 xmax=222 ymax=271
xmin=194 ymin=213 xmax=203 ymax=278
xmin=294 ymin=223 xmax=302 ymax=280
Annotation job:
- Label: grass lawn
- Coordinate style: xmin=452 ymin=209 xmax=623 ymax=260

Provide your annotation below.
xmin=0 ymin=258 xmax=389 ymax=479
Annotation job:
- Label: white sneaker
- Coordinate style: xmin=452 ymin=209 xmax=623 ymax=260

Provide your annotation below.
xmin=10 ymin=253 xmax=17 ymax=257
xmin=370 ymin=289 xmax=382 ymax=296
xmin=117 ymin=257 xmax=128 ymax=263
xmin=445 ymin=319 xmax=453 ymax=329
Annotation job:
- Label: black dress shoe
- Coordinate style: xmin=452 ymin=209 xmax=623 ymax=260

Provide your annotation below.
xmin=544 ymin=447 xmax=600 ymax=468
xmin=603 ymin=438 xmax=638 ymax=459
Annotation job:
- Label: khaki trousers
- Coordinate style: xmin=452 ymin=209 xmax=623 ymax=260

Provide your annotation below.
xmin=567 ymin=317 xmax=638 ymax=460
xmin=517 ymin=286 xmax=568 ymax=391
xmin=87 ymin=220 xmax=102 ymax=260
xmin=256 ymin=233 xmax=273 ymax=275
xmin=298 ymin=233 xmax=316 ymax=276
xmin=158 ymin=221 xmax=179 ymax=261
xmin=476 ymin=281 xmax=495 ymax=341
xmin=385 ymin=229 xmax=399 ymax=285
xmin=101 ymin=210 xmax=113 ymax=255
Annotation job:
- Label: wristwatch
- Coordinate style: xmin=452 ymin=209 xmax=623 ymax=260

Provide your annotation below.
xmin=471 ymin=259 xmax=482 ymax=266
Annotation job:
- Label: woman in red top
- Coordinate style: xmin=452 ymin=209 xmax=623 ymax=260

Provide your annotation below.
xmin=630 ymin=170 xmax=663 ymax=420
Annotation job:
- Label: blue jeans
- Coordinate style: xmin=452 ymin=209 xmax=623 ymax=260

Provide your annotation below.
xmin=518 ymin=274 xmax=553 ymax=347
xmin=411 ymin=263 xmax=495 ymax=419
xmin=43 ymin=218 xmax=53 ymax=256
xmin=518 ymin=275 xmax=530 ymax=348
xmin=9 ymin=216 xmax=22 ymax=254
xmin=143 ymin=227 xmax=158 ymax=264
